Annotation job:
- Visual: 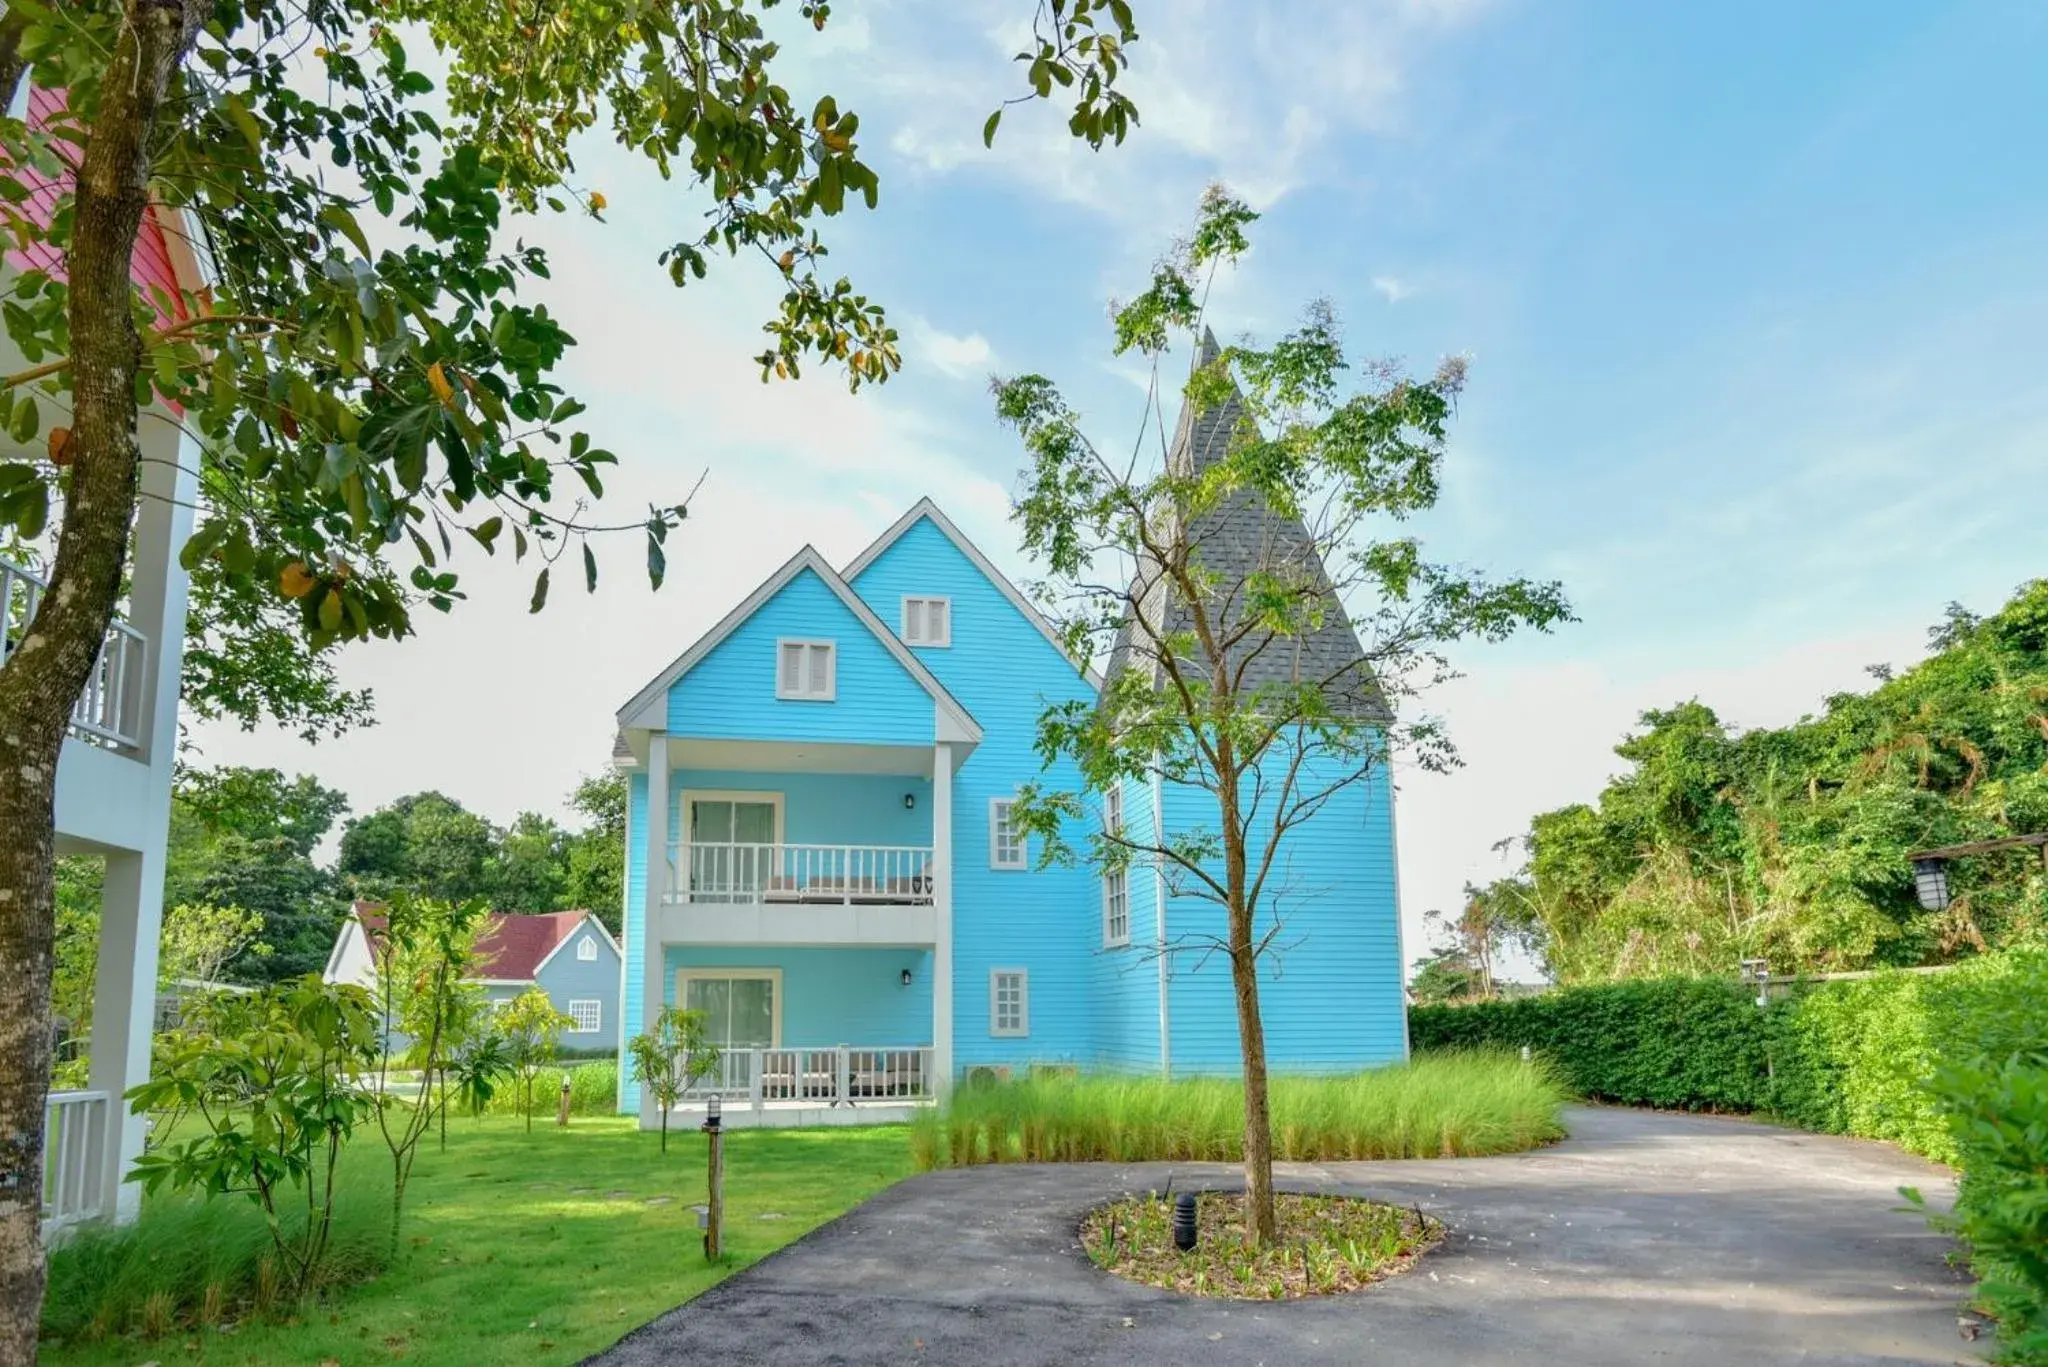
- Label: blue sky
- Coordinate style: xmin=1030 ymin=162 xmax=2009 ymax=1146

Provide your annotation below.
xmin=202 ymin=0 xmax=2048 ymax=976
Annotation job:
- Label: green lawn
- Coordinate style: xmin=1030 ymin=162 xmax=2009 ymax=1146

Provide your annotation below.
xmin=44 ymin=1117 xmax=914 ymax=1367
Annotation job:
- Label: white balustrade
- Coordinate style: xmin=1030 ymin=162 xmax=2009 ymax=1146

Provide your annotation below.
xmin=669 ymin=842 xmax=935 ymax=906
xmin=2 ymin=556 xmax=147 ymax=752
xmin=679 ymin=1046 xmax=934 ymax=1107
xmin=42 ymin=1090 xmax=109 ymax=1234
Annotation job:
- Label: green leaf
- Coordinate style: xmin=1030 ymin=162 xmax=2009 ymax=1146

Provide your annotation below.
xmin=9 ymin=394 xmax=37 ymax=444
xmin=529 ymin=567 xmax=550 ymax=614
xmin=318 ymin=589 xmax=344 ymax=632
xmin=646 ymin=528 xmax=667 ymax=591
xmin=983 ymin=109 xmax=1002 ymax=148
xmin=583 ymin=542 xmax=598 ymax=593
xmin=319 ymin=204 xmax=372 ymax=258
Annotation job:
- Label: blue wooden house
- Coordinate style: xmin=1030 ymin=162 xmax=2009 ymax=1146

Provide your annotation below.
xmin=612 ymin=377 xmax=1408 ymax=1126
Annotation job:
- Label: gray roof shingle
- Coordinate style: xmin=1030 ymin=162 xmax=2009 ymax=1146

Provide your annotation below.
xmin=1103 ymin=331 xmax=1388 ymax=723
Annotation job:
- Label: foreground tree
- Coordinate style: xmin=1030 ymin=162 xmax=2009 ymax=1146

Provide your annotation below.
xmin=626 ymin=1005 xmax=720 ymax=1153
xmin=1000 ymin=189 xmax=1571 ymax=1245
xmin=0 ymin=0 xmax=1143 ymax=1343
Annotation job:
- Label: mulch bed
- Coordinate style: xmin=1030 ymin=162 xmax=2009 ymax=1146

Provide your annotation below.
xmin=1080 ymin=1190 xmax=1442 ymax=1300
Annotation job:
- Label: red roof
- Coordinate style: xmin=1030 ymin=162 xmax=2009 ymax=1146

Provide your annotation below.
xmin=351 ymin=902 xmax=594 ymax=982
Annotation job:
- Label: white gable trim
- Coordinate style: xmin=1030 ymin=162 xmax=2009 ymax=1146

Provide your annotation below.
xmin=841 ymin=498 xmax=1104 ymax=689
xmin=529 ymin=911 xmax=622 ymax=980
xmin=616 ymin=545 xmax=982 ymax=743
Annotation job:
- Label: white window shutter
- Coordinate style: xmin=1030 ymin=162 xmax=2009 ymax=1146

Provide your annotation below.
xmin=808 ymin=643 xmax=832 ymax=695
xmin=928 ymin=599 xmax=947 ymax=644
xmin=905 ymin=599 xmax=924 ymax=642
xmin=779 ymin=642 xmax=803 ymax=694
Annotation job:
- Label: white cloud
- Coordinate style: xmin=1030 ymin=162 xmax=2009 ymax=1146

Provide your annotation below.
xmin=852 ymin=0 xmax=1492 ymax=228
xmin=904 ymin=315 xmax=995 ymax=380
xmin=1372 ymin=275 xmax=1413 ymax=303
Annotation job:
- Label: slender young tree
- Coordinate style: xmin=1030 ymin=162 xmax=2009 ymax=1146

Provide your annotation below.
xmin=0 ymin=0 xmax=1141 ymax=1344
xmin=1000 ymin=188 xmax=1572 ymax=1245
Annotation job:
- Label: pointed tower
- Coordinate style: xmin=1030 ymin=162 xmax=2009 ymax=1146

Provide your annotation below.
xmin=1104 ymin=330 xmax=1385 ymax=720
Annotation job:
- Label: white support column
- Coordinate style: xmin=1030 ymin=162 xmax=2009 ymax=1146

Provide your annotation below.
xmin=84 ymin=415 xmax=197 ymax=1220
xmin=87 ymin=852 xmax=163 ymax=1222
xmin=638 ymin=734 xmax=670 ymax=1130
xmin=932 ymin=741 xmax=954 ymax=1101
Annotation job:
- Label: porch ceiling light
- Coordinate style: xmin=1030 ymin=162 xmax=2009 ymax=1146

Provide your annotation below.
xmin=901 ymin=968 xmax=913 ymax=987
xmin=1911 ymin=857 xmax=1952 ymax=912
xmin=903 ymin=792 xmax=916 ymax=809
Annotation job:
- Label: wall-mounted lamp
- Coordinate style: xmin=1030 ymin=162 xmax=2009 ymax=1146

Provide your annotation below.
xmin=903 ymin=792 xmax=916 ymax=810
xmin=1911 ymin=857 xmax=1952 ymax=912
xmin=900 ymin=968 xmax=914 ymax=987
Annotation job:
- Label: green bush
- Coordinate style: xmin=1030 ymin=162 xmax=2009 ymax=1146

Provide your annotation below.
xmin=480 ymin=1058 xmax=618 ymax=1118
xmin=907 ymin=1051 xmax=1568 ymax=1170
xmin=43 ymin=1180 xmax=389 ymax=1343
xmin=1411 ymin=947 xmax=2048 ymax=1364
xmin=1408 ymin=947 xmax=2048 ymax=1164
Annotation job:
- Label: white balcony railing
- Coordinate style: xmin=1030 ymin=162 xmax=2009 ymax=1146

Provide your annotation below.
xmin=42 ymin=1089 xmax=109 ymax=1234
xmin=681 ymin=1046 xmax=934 ymax=1107
xmin=1 ymin=556 xmax=147 ymax=752
xmin=668 ymin=842 xmax=934 ymax=906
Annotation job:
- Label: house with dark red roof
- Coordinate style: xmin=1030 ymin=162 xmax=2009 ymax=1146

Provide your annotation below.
xmin=325 ymin=902 xmax=622 ymax=1049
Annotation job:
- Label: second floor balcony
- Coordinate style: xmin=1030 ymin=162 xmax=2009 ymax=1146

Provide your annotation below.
xmin=667 ymin=841 xmax=936 ymax=906
xmin=1 ymin=554 xmax=148 ymax=754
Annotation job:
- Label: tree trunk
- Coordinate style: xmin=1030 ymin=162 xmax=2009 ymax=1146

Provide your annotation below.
xmin=1217 ymin=761 xmax=1277 ymax=1247
xmin=0 ymin=4 xmax=202 ymax=1354
xmin=1227 ymin=901 xmax=1277 ymax=1246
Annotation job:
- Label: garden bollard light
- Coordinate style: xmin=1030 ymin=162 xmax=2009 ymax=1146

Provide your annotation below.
xmin=1172 ymin=1192 xmax=1198 ymax=1252
xmin=701 ymin=1095 xmax=724 ymax=1261
xmin=556 ymin=1076 xmax=573 ymax=1127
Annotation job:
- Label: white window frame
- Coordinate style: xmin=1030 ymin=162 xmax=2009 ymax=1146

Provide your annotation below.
xmin=675 ymin=967 xmax=784 ymax=1047
xmin=989 ymin=796 xmax=1026 ymax=871
xmin=989 ymin=968 xmax=1029 ymax=1038
xmin=576 ymin=936 xmax=598 ymax=962
xmin=775 ymin=638 xmax=837 ymax=701
xmin=900 ymin=595 xmax=952 ymax=648
xmin=1102 ymin=786 xmax=1129 ymax=948
xmin=567 ymin=999 xmax=603 ymax=1034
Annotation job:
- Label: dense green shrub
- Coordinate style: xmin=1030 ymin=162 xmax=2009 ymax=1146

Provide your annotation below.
xmin=1411 ymin=947 xmax=2048 ymax=1364
xmin=480 ymin=1058 xmax=618 ymax=1118
xmin=1409 ymin=947 xmax=2048 ymax=1165
xmin=908 ymin=1051 xmax=1568 ymax=1170
xmin=43 ymin=1175 xmax=389 ymax=1342
xmin=1917 ymin=1054 xmax=2048 ymax=1364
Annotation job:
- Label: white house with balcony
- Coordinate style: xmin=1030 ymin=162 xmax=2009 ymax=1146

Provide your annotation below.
xmin=8 ymin=178 xmax=205 ymax=1235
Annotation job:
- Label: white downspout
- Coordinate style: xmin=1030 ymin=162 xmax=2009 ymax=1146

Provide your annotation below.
xmin=1152 ymin=767 xmax=1170 ymax=1080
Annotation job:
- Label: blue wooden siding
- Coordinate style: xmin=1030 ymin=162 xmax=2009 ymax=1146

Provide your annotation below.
xmin=667 ymin=566 xmax=936 ymax=746
xmin=848 ymin=515 xmax=1098 ymax=1071
xmin=1160 ymin=746 xmax=1406 ymax=1073
xmin=665 ymin=769 xmax=932 ymax=850
xmin=661 ymin=946 xmax=934 ymax=1044
xmin=618 ymin=771 xmax=648 ymax=1110
xmin=536 ymin=924 xmax=622 ymax=1048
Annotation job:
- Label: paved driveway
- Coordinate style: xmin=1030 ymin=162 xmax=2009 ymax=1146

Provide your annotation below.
xmin=591 ymin=1107 xmax=1974 ymax=1365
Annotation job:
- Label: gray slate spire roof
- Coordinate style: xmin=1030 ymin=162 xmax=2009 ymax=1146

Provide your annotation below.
xmin=1103 ymin=331 xmax=1387 ymax=722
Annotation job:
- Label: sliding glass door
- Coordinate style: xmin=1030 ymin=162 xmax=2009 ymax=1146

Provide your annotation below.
xmin=686 ymin=795 xmax=779 ymax=900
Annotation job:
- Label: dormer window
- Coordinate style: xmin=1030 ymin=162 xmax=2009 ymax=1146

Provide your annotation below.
xmin=901 ymin=597 xmax=951 ymax=648
xmin=776 ymin=640 xmax=836 ymax=700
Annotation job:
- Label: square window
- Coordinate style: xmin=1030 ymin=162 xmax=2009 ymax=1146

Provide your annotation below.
xmin=989 ymin=797 xmax=1026 ymax=870
xmin=567 ymin=999 xmax=602 ymax=1034
xmin=901 ymin=596 xmax=951 ymax=647
xmin=989 ymin=970 xmax=1028 ymax=1037
xmin=776 ymin=640 xmax=836 ymax=700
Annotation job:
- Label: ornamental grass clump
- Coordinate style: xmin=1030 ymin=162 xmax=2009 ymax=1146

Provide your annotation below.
xmin=908 ymin=1050 xmax=1566 ymax=1170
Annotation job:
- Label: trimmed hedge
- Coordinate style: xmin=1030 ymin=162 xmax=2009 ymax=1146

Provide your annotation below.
xmin=1411 ymin=948 xmax=2048 ymax=1363
xmin=1409 ymin=947 xmax=2048 ymax=1166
